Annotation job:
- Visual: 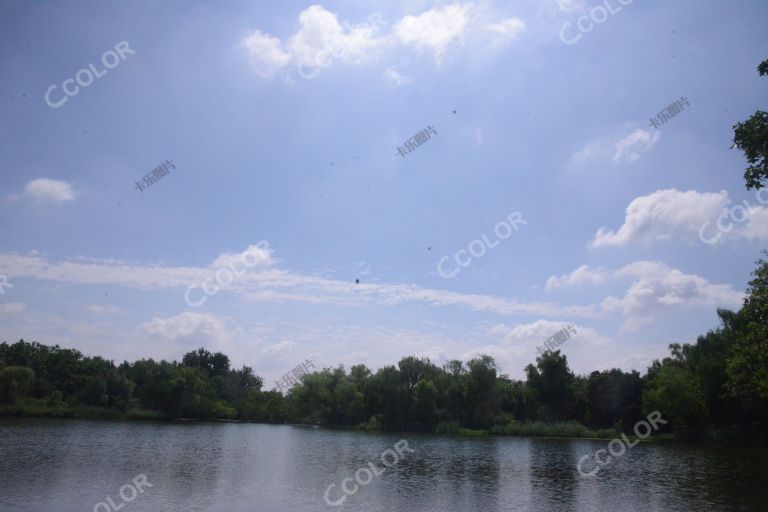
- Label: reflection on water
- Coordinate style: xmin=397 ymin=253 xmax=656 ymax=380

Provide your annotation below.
xmin=0 ymin=418 xmax=766 ymax=512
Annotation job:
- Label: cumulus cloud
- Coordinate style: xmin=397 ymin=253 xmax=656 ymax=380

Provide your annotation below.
xmin=242 ymin=4 xmax=525 ymax=78
xmin=137 ymin=312 xmax=258 ymax=364
xmin=459 ymin=320 xmax=611 ymax=376
xmin=546 ymin=265 xmax=608 ymax=290
xmin=593 ymin=188 xmax=768 ymax=247
xmin=242 ymin=5 xmax=388 ymax=77
xmin=604 ymin=261 xmax=743 ymax=330
xmin=394 ymin=3 xmax=472 ymax=63
xmin=14 ymin=178 xmax=75 ymax=203
xmin=288 ymin=5 xmax=386 ymax=66
xmin=241 ymin=31 xmax=292 ymax=77
xmin=546 ymin=260 xmax=743 ymax=330
xmin=739 ymin=205 xmax=768 ymax=241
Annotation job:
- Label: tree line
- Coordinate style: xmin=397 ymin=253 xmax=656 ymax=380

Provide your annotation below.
xmin=1 ymin=254 xmax=766 ymax=442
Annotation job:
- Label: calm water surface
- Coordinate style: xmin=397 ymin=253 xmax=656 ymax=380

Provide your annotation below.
xmin=0 ymin=418 xmax=766 ymax=512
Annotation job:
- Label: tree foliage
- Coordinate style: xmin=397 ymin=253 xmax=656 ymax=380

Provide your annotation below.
xmin=733 ymin=58 xmax=768 ymax=190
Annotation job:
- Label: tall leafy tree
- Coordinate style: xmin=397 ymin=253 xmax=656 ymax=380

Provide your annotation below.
xmin=733 ymin=59 xmax=768 ymax=189
xmin=525 ymin=351 xmax=575 ymax=421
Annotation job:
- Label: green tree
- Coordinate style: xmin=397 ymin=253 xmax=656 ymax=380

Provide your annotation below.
xmin=182 ymin=348 xmax=231 ymax=378
xmin=413 ymin=379 xmax=439 ymax=431
xmin=643 ymin=346 xmax=708 ymax=438
xmin=733 ymin=58 xmax=768 ymax=190
xmin=525 ymin=351 xmax=575 ymax=421
xmin=726 ymin=255 xmax=768 ymax=420
xmin=466 ymin=355 xmax=499 ymax=428
xmin=584 ymin=369 xmax=643 ymax=430
xmin=0 ymin=366 xmax=35 ymax=405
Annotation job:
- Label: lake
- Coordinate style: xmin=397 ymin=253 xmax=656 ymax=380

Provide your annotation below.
xmin=0 ymin=418 xmax=766 ymax=511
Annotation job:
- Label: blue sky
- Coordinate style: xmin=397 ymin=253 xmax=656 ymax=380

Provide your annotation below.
xmin=1 ymin=0 xmax=767 ymax=388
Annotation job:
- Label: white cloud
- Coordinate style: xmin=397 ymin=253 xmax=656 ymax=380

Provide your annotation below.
xmin=545 ymin=260 xmax=743 ymax=330
xmin=571 ymin=128 xmax=660 ymax=166
xmin=485 ymin=17 xmax=525 ymax=44
xmin=491 ymin=319 xmax=606 ymax=348
xmin=604 ymin=261 xmax=743 ymax=330
xmin=262 ymin=340 xmax=296 ymax=354
xmin=0 ymin=249 xmax=598 ymax=321
xmin=612 ymin=129 xmax=661 ymax=164
xmin=570 ymin=142 xmax=600 ymax=163
xmin=211 ymin=244 xmax=273 ymax=270
xmin=83 ymin=304 xmax=130 ymax=316
xmin=242 ymin=5 xmax=388 ymax=78
xmin=492 ymin=319 xmax=568 ymax=345
xmin=140 ymin=312 xmax=230 ymax=341
xmin=546 ymin=265 xmax=608 ymax=289
xmin=593 ymin=188 xmax=768 ymax=247
xmin=394 ymin=3 xmax=473 ymax=63
xmin=555 ymin=0 xmax=585 ymax=12
xmin=137 ymin=312 xmax=259 ymax=364
xmin=15 ymin=179 xmax=75 ymax=203
xmin=415 ymin=346 xmax=448 ymax=365
xmin=242 ymin=4 xmax=525 ymax=79
xmin=241 ymin=31 xmax=291 ymax=77
xmin=738 ymin=205 xmax=768 ymax=241
xmin=0 ymin=303 xmax=25 ymax=315
xmin=384 ymin=65 xmax=411 ymax=85
xmin=467 ymin=320 xmax=610 ymax=377
xmin=288 ymin=5 xmax=385 ymax=66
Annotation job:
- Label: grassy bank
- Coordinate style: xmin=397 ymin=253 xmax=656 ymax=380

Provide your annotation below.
xmin=0 ymin=404 xmax=166 ymax=421
xmin=491 ymin=420 xmax=619 ymax=439
xmin=0 ymin=407 xmax=674 ymax=443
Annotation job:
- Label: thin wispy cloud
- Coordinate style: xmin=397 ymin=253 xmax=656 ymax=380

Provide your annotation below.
xmin=0 ymin=249 xmax=597 ymax=319
xmin=570 ymin=128 xmax=661 ymax=166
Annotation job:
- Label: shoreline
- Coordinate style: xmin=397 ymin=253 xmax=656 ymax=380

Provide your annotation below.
xmin=0 ymin=408 xmax=677 ymax=443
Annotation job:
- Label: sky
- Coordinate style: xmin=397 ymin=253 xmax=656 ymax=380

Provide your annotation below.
xmin=1 ymin=0 xmax=767 ymax=389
